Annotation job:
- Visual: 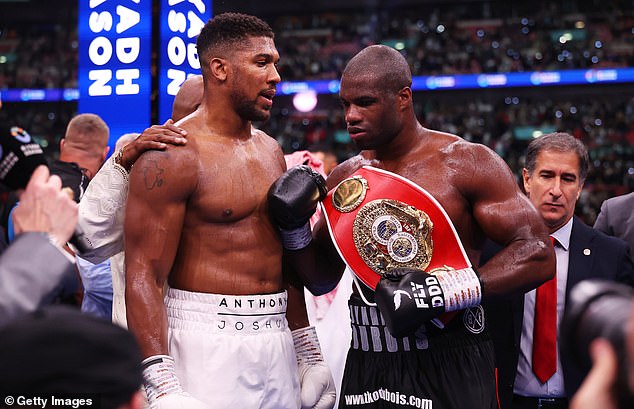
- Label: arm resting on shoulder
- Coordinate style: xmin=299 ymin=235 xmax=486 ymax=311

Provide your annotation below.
xmin=78 ymin=156 xmax=130 ymax=263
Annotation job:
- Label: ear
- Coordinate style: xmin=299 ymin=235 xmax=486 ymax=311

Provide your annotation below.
xmin=210 ymin=57 xmax=227 ymax=81
xmin=59 ymin=138 xmax=66 ymax=152
xmin=576 ymin=180 xmax=584 ymax=201
xmin=522 ymin=168 xmax=531 ymax=195
xmin=102 ymin=145 xmax=110 ymax=162
xmin=397 ymin=86 xmax=412 ymax=111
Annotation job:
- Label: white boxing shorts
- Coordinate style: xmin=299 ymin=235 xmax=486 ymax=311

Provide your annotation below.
xmin=166 ymin=288 xmax=300 ymax=408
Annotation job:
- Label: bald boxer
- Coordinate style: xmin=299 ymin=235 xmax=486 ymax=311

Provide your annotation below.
xmin=171 ymin=74 xmax=203 ymax=122
xmin=269 ymin=45 xmax=556 ymax=408
xmin=125 ymin=13 xmax=334 ymax=409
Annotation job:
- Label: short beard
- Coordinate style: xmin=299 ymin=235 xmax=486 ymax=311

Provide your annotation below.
xmin=235 ymin=100 xmax=270 ymax=122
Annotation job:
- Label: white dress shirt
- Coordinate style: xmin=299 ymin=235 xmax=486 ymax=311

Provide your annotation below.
xmin=514 ymin=217 xmax=572 ymax=398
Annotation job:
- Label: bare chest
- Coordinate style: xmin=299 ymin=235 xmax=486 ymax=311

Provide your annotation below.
xmin=188 ymin=143 xmax=284 ymax=223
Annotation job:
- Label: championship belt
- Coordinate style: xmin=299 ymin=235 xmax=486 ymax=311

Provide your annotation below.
xmin=321 ymin=166 xmax=472 ymax=293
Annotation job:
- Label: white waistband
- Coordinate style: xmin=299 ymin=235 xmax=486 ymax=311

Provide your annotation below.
xmin=166 ymin=288 xmax=289 ymax=335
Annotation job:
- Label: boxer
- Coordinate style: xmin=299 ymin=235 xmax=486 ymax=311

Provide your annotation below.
xmin=269 ymin=45 xmax=556 ymax=408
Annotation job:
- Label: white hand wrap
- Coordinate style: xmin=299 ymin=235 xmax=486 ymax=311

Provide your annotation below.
xmin=142 ymin=355 xmax=209 ymax=409
xmin=435 ymin=267 xmax=482 ymax=312
xmin=280 ymin=222 xmax=313 ymax=250
xmin=292 ymin=326 xmax=337 ymax=409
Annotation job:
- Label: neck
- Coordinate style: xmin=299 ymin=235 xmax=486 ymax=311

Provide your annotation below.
xmin=374 ymin=122 xmax=426 ymax=162
xmin=200 ymin=94 xmax=253 ymax=139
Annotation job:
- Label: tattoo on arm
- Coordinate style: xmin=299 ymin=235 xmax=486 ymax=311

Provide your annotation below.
xmin=143 ymin=160 xmax=165 ymax=190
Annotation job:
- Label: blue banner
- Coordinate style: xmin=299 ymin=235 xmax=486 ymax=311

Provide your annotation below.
xmin=7 ymin=68 xmax=634 ymax=103
xmin=275 ymin=68 xmax=634 ymax=95
xmin=78 ymin=0 xmax=152 ymax=152
xmin=158 ymin=0 xmax=211 ymax=122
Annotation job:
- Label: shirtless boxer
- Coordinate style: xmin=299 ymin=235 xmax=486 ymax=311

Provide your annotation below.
xmin=78 ymin=74 xmax=198 ymax=327
xmin=268 ymin=45 xmax=556 ymax=408
xmin=125 ymin=13 xmax=334 ymax=409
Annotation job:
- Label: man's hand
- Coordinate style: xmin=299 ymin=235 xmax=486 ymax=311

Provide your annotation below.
xmin=118 ymin=119 xmax=187 ymax=171
xmin=570 ymin=339 xmax=618 ymax=409
xmin=12 ymin=165 xmax=77 ymax=246
xmin=293 ymin=326 xmax=336 ymax=409
xmin=142 ymin=355 xmax=209 ymax=409
xmin=375 ymin=266 xmax=482 ymax=337
xmin=268 ymin=165 xmax=327 ymax=250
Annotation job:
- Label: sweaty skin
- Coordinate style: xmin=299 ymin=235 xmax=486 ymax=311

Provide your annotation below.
xmin=124 ymin=36 xmax=306 ymax=357
xmin=289 ymin=46 xmax=555 ymax=299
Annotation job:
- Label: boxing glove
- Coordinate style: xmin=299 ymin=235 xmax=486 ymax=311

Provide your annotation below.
xmin=142 ymin=355 xmax=209 ymax=409
xmin=268 ymin=165 xmax=327 ymax=250
xmin=375 ymin=267 xmax=482 ymax=337
xmin=292 ymin=326 xmax=337 ymax=409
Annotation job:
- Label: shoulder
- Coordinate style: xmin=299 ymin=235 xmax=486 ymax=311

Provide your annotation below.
xmin=605 ymin=192 xmax=634 ymax=210
xmin=433 ymin=135 xmax=517 ymax=197
xmin=254 ymin=128 xmax=283 ymax=151
xmin=130 ymin=144 xmax=199 ymax=199
xmin=326 ymin=154 xmax=371 ymax=190
xmin=443 ymin=136 xmax=504 ymax=167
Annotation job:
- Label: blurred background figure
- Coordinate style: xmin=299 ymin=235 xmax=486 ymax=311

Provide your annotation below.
xmin=49 ymin=113 xmax=112 ymax=319
xmin=594 ymin=192 xmax=634 ymax=260
xmin=0 ymin=92 xmax=48 ymax=245
xmin=0 ymin=165 xmax=78 ymax=326
xmin=50 ymin=113 xmax=110 ymax=201
xmin=171 ymin=74 xmax=203 ymax=122
xmin=0 ymin=305 xmax=144 ymax=409
xmin=562 ymin=279 xmax=634 ymax=409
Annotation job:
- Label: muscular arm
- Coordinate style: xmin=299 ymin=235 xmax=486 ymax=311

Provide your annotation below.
xmin=284 ymin=156 xmax=368 ymax=295
xmin=78 ymin=123 xmax=187 ymax=263
xmin=124 ymin=148 xmax=197 ymax=357
xmin=464 ymin=145 xmax=555 ymax=297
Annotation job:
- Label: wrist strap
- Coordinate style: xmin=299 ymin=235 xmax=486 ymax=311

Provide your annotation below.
xmin=436 ymin=267 xmax=482 ymax=312
xmin=292 ymin=326 xmax=324 ymax=365
xmin=280 ymin=222 xmax=312 ymax=250
xmin=142 ymin=355 xmax=183 ymax=402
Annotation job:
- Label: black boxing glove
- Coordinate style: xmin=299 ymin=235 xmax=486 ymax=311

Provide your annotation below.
xmin=375 ymin=267 xmax=482 ymax=337
xmin=268 ymin=165 xmax=327 ymax=250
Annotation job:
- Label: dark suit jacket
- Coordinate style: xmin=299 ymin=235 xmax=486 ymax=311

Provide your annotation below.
xmin=484 ymin=216 xmax=634 ymax=408
xmin=594 ymin=192 xmax=634 ymax=259
xmin=0 ymin=232 xmax=76 ymax=327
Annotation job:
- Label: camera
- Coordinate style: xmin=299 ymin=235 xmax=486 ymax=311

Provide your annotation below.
xmin=561 ymin=279 xmax=634 ymax=408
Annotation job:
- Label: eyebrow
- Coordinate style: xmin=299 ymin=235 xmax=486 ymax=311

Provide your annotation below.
xmin=254 ymin=53 xmax=279 ymax=62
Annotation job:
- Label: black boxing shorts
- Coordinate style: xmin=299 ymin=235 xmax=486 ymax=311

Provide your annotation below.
xmin=339 ymin=293 xmax=497 ymax=409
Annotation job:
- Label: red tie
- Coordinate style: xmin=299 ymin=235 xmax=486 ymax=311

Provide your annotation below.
xmin=532 ymin=236 xmax=558 ymax=383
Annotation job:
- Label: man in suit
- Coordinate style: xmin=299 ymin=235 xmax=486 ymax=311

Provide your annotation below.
xmin=594 ymin=192 xmax=634 ymax=259
xmin=487 ymin=132 xmax=634 ymax=409
xmin=0 ymin=165 xmax=78 ymax=326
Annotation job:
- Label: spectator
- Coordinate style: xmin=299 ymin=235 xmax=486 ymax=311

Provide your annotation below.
xmin=488 ymin=132 xmax=634 ymax=408
xmin=0 ymin=165 xmax=77 ymax=326
xmin=593 ymin=192 xmax=634 ymax=259
xmin=0 ymin=305 xmax=144 ymax=409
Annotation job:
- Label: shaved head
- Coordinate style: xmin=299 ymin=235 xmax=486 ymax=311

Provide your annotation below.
xmin=172 ymin=75 xmax=203 ymax=121
xmin=64 ymin=113 xmax=109 ymax=158
xmin=342 ymin=45 xmax=412 ymax=93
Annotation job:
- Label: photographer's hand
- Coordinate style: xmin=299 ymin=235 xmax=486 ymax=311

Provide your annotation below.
xmin=12 ymin=165 xmax=77 ymax=245
xmin=570 ymin=339 xmax=618 ymax=409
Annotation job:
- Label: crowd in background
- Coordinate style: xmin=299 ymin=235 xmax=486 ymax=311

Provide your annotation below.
xmin=0 ymin=1 xmax=632 ymax=225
